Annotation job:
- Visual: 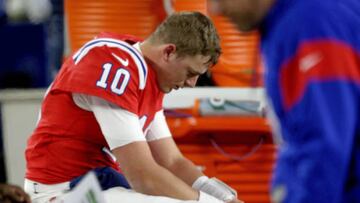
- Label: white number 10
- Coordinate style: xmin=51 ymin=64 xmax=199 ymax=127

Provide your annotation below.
xmin=96 ymin=63 xmax=130 ymax=95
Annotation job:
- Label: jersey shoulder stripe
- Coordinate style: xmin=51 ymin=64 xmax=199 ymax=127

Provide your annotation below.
xmin=280 ymin=40 xmax=360 ymax=110
xmin=72 ymin=38 xmax=148 ymax=90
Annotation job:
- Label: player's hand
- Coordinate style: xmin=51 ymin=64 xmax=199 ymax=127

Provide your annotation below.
xmin=0 ymin=183 xmax=31 ymax=203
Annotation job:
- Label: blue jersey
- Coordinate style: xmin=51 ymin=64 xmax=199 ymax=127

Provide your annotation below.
xmin=260 ymin=0 xmax=360 ymax=202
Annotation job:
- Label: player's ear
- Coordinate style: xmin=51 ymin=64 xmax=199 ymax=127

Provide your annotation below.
xmin=162 ymin=44 xmax=176 ymax=62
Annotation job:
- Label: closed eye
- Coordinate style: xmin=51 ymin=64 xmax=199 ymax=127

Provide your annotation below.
xmin=187 ymin=71 xmax=198 ymax=78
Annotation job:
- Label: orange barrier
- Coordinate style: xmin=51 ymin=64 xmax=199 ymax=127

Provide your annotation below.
xmin=176 ymin=143 xmax=276 ymax=203
xmin=166 ymin=101 xmax=275 ymax=203
xmin=211 ymin=15 xmax=263 ymax=87
xmin=64 ymin=0 xmax=161 ymax=53
xmin=173 ymin=0 xmax=208 ymax=15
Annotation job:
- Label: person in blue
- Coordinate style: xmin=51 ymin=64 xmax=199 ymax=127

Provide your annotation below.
xmin=211 ymin=0 xmax=360 ymax=202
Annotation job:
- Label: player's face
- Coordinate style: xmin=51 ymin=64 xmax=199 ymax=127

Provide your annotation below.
xmin=157 ymin=54 xmax=212 ymax=93
xmin=209 ymin=0 xmax=275 ymax=31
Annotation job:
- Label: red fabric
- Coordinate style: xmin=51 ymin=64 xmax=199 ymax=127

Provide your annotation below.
xmin=280 ymin=40 xmax=360 ymax=110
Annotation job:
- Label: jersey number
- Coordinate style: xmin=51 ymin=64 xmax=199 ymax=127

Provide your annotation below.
xmin=96 ymin=63 xmax=130 ymax=95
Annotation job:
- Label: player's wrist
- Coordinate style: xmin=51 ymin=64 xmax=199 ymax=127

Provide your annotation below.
xmin=192 ymin=176 xmax=210 ymax=189
xmin=198 ymin=191 xmax=224 ymax=203
xmin=192 ymin=176 xmax=237 ymax=202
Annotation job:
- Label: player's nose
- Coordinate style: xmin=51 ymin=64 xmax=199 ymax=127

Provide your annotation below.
xmin=184 ymin=76 xmax=198 ymax=88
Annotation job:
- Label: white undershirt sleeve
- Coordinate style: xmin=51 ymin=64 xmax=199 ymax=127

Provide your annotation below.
xmin=72 ymin=93 xmax=146 ymax=150
xmin=146 ymin=110 xmax=172 ymax=142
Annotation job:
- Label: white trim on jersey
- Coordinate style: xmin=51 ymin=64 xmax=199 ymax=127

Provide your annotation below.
xmin=73 ymin=38 xmax=148 ymax=90
xmin=146 ymin=110 xmax=172 ymax=142
xmin=72 ymin=93 xmax=146 ymax=150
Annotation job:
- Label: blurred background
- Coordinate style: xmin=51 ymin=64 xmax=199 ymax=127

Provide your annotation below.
xmin=0 ymin=1 xmax=275 ymax=203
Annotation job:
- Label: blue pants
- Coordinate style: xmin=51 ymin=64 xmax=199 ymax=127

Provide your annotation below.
xmin=70 ymin=167 xmax=131 ymax=190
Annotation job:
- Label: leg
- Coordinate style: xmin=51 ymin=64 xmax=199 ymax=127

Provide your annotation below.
xmin=103 ymin=187 xmax=199 ymax=203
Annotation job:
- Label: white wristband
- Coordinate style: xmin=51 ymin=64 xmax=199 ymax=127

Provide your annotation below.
xmin=198 ymin=191 xmax=224 ymax=203
xmin=192 ymin=176 xmax=209 ymax=189
xmin=192 ymin=176 xmax=237 ymax=202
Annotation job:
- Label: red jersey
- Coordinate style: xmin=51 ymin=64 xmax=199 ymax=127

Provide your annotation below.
xmin=25 ymin=33 xmax=164 ymax=184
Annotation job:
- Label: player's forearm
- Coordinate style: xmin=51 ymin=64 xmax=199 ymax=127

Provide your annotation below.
xmin=164 ymin=157 xmax=240 ymax=202
xmin=129 ymin=162 xmax=199 ymax=200
xmin=112 ymin=141 xmax=201 ymax=200
xmin=164 ymin=156 xmax=204 ymax=186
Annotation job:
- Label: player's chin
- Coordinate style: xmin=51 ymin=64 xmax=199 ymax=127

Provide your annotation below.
xmin=160 ymin=86 xmax=172 ymax=93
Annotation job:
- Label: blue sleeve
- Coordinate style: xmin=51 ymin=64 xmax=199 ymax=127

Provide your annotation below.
xmin=268 ymin=1 xmax=360 ymax=202
xmin=273 ymin=80 xmax=360 ymax=203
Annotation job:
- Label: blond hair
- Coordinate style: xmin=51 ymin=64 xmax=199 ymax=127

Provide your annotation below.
xmin=148 ymin=11 xmax=221 ymax=65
